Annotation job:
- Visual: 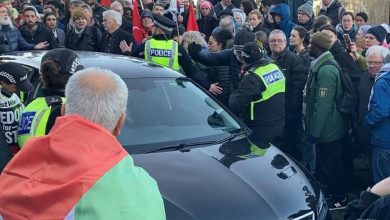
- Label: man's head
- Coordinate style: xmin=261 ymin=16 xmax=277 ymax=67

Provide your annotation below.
xmin=319 ymin=24 xmax=337 ymax=45
xmin=219 ymin=8 xmax=233 ymax=19
xmin=23 ymin=6 xmax=39 ymax=28
xmin=64 ymin=68 xmax=128 ymax=135
xmin=152 ymin=3 xmax=165 ymax=15
xmin=0 ymin=4 xmax=10 ymax=25
xmin=200 ymin=1 xmax=212 ymax=17
xmin=111 ymin=1 xmax=124 ymax=16
xmin=297 ymin=1 xmax=312 ymax=24
xmin=219 ymin=17 xmax=234 ymax=35
xmin=366 ymin=45 xmax=390 ymax=76
xmin=72 ymin=7 xmax=88 ymax=29
xmin=309 ymin=31 xmax=333 ymax=58
xmin=269 ymin=29 xmax=287 ymax=54
xmin=355 ymin=12 xmax=368 ymax=27
xmin=233 ymin=28 xmax=255 ymax=63
xmin=0 ymin=62 xmax=33 ymax=94
xmin=102 ymin=10 xmax=122 ymax=33
xmin=41 ymin=48 xmax=84 ymax=88
xmin=322 ymin=0 xmax=332 ymax=7
xmin=141 ymin=10 xmax=153 ymax=29
xmin=366 ymin=25 xmax=387 ymax=48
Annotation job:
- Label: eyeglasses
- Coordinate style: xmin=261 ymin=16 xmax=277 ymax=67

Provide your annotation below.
xmin=367 ymin=61 xmax=384 ymax=66
xmin=269 ymin=39 xmax=285 ymax=44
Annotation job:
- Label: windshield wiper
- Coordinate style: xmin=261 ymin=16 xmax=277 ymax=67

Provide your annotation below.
xmin=142 ymin=130 xmax=247 ymax=153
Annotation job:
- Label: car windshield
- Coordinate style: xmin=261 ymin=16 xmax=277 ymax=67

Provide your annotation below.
xmin=118 ymin=77 xmax=242 ymax=152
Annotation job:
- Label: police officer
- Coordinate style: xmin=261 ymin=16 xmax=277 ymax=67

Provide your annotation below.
xmin=229 ymin=42 xmax=285 ymax=146
xmin=18 ymin=48 xmax=84 ymax=148
xmin=127 ymin=14 xmax=221 ymax=94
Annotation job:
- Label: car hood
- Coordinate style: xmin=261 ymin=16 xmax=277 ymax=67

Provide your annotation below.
xmin=132 ymin=135 xmax=317 ymax=220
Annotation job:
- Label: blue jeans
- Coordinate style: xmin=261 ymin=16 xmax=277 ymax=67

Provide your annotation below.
xmin=372 ymin=147 xmax=390 ymax=183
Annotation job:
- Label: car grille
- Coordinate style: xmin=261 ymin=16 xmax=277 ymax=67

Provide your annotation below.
xmin=290 ymin=211 xmax=315 ymax=220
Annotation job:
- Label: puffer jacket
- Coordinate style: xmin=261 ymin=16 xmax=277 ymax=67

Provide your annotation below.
xmin=0 ymin=25 xmax=34 ymax=53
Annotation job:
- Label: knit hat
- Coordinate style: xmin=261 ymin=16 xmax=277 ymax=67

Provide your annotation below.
xmin=219 ymin=8 xmax=233 ymax=17
xmin=41 ymin=48 xmax=84 ymax=75
xmin=367 ymin=25 xmax=387 ymax=43
xmin=141 ymin=9 xmax=153 ymax=20
xmin=0 ymin=62 xmax=33 ymax=92
xmin=200 ymin=1 xmax=212 ymax=10
xmin=311 ymin=31 xmax=333 ymax=50
xmin=234 ymin=28 xmax=255 ymax=50
xmin=72 ymin=8 xmax=87 ymax=21
xmin=242 ymin=42 xmax=264 ymax=64
xmin=297 ymin=1 xmax=313 ymax=18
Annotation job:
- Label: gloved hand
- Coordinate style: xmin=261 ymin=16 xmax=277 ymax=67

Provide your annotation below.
xmin=306 ymin=135 xmax=319 ymax=145
xmin=188 ymin=43 xmax=202 ymax=56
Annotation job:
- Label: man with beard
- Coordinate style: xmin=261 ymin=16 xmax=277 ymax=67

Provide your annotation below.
xmin=19 ymin=6 xmax=58 ymax=49
xmin=0 ymin=4 xmax=47 ymax=52
xmin=111 ymin=1 xmax=133 ymax=33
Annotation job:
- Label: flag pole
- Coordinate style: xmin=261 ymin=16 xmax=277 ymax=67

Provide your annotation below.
xmin=138 ymin=0 xmax=144 ymax=10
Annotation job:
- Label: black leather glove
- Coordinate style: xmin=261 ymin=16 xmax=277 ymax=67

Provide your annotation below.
xmin=188 ymin=43 xmax=202 ymax=56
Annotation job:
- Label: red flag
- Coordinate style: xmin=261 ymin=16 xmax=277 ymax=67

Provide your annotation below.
xmin=132 ymin=0 xmax=143 ymax=44
xmin=100 ymin=0 xmax=111 ymax=8
xmin=186 ymin=4 xmax=198 ymax=31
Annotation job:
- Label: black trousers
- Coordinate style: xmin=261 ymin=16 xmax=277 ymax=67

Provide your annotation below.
xmin=317 ymin=137 xmax=348 ymax=201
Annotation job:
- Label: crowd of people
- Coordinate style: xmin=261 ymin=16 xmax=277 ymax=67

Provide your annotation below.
xmin=0 ymin=0 xmax=389 ymax=218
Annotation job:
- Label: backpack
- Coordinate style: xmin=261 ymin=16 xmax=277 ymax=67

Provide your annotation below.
xmin=322 ymin=60 xmax=358 ymax=119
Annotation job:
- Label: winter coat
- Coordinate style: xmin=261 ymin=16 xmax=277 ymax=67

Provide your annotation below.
xmin=273 ymin=47 xmax=308 ymax=120
xmin=364 ymin=63 xmax=390 ymax=148
xmin=318 ymin=0 xmax=345 ymax=27
xmin=0 ymin=25 xmax=34 ymax=52
xmin=65 ymin=26 xmax=102 ymax=52
xmin=197 ymin=14 xmax=219 ymax=42
xmin=121 ymin=16 xmax=133 ymax=33
xmin=19 ymin=23 xmax=58 ymax=49
xmin=100 ymin=28 xmax=134 ymax=55
xmin=252 ymin=23 xmax=270 ymax=36
xmin=298 ymin=17 xmax=314 ymax=32
xmin=270 ymin=3 xmax=295 ymax=40
xmin=336 ymin=23 xmax=358 ymax=48
xmin=330 ymin=40 xmax=363 ymax=85
xmin=303 ymin=51 xmax=348 ymax=143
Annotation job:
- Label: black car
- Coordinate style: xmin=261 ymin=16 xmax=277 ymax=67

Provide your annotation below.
xmin=0 ymin=51 xmax=330 ymax=220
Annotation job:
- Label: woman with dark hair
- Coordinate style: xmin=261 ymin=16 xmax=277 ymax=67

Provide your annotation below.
xmin=43 ymin=12 xmax=65 ymax=47
xmin=289 ymin=25 xmax=312 ymax=67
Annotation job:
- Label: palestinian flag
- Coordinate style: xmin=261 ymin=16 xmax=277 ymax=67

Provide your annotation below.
xmin=0 ymin=115 xmax=166 ymax=219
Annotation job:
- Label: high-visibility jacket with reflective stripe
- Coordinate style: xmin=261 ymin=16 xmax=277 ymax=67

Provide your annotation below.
xmin=145 ymin=39 xmax=180 ymax=71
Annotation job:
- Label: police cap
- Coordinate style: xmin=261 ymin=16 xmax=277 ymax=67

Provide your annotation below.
xmin=153 ymin=14 xmax=176 ymax=32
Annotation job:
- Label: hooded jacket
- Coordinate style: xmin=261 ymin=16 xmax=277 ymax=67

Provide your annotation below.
xmin=270 ymin=3 xmax=295 ymax=40
xmin=364 ymin=63 xmax=390 ymax=148
xmin=0 ymin=115 xmax=166 ymax=219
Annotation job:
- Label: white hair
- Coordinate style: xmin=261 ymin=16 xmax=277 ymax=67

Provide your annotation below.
xmin=103 ymin=10 xmax=122 ymax=26
xmin=65 ymin=68 xmax=128 ymax=132
xmin=269 ymin=29 xmax=287 ymax=41
xmin=366 ymin=45 xmax=390 ymax=60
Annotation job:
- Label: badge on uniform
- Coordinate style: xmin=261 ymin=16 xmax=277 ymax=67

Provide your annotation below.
xmin=319 ymin=88 xmax=328 ymax=97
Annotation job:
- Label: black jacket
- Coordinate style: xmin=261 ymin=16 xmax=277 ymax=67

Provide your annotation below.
xmin=197 ymin=16 xmax=219 ymax=42
xmin=345 ymin=190 xmax=390 ymax=220
xmin=252 ymin=24 xmax=270 ymax=36
xmin=330 ymin=40 xmax=363 ymax=85
xmin=131 ymin=34 xmax=211 ymax=90
xmin=0 ymin=125 xmax=12 ymax=173
xmin=121 ymin=16 xmax=133 ymax=33
xmin=100 ymin=28 xmax=134 ymax=55
xmin=19 ymin=23 xmax=59 ymax=49
xmin=229 ymin=60 xmax=285 ymax=140
xmin=318 ymin=0 xmax=345 ymax=27
xmin=92 ymin=4 xmax=106 ymax=25
xmin=273 ymin=47 xmax=308 ymax=116
xmin=65 ymin=26 xmax=102 ymax=52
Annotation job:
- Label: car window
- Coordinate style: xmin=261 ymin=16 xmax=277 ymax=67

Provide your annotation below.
xmin=119 ymin=77 xmax=241 ymax=151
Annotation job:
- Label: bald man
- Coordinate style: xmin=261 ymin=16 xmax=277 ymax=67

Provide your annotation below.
xmin=0 ymin=68 xmax=166 ymax=219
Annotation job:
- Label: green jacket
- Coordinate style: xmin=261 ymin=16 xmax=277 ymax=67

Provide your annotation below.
xmin=303 ymin=52 xmax=348 ymax=143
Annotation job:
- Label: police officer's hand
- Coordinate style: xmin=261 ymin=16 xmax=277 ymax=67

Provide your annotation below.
xmin=120 ymin=40 xmax=133 ymax=53
xmin=208 ymin=83 xmax=223 ymax=95
xmin=188 ymin=43 xmax=202 ymax=56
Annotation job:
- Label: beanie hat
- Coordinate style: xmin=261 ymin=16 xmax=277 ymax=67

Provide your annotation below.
xmin=234 ymin=28 xmax=255 ymax=50
xmin=297 ymin=1 xmax=313 ymax=18
xmin=72 ymin=8 xmax=87 ymax=21
xmin=311 ymin=31 xmax=333 ymax=50
xmin=200 ymin=1 xmax=212 ymax=10
xmin=141 ymin=9 xmax=153 ymax=20
xmin=367 ymin=25 xmax=387 ymax=43
xmin=242 ymin=42 xmax=264 ymax=64
xmin=219 ymin=8 xmax=233 ymax=17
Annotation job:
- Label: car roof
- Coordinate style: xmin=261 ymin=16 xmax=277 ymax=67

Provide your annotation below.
xmin=0 ymin=50 xmax=184 ymax=78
